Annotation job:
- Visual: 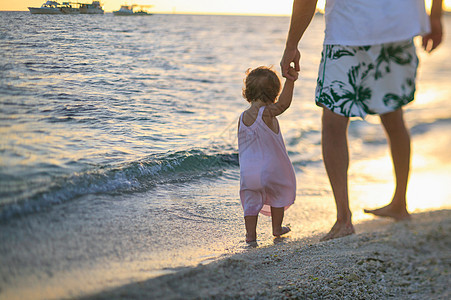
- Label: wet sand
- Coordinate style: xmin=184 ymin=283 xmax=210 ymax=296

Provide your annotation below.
xmin=83 ymin=209 xmax=450 ymax=299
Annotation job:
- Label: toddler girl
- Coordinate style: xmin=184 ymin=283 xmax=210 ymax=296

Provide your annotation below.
xmin=238 ymin=66 xmax=298 ymax=243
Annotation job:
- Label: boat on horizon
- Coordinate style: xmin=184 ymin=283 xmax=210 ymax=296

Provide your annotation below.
xmin=113 ymin=4 xmax=153 ymax=16
xmin=60 ymin=2 xmax=80 ymax=14
xmin=28 ymin=1 xmax=63 ymax=14
xmin=79 ymin=1 xmax=104 ymax=14
xmin=28 ymin=1 xmax=104 ymax=15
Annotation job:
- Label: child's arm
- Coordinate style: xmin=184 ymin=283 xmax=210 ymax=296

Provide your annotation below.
xmin=266 ymin=68 xmax=298 ymax=117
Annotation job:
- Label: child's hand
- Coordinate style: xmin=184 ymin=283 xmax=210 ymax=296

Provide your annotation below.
xmin=287 ymin=67 xmax=299 ymax=81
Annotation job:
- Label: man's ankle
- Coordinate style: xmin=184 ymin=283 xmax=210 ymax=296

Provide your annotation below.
xmin=336 ymin=213 xmax=352 ymax=224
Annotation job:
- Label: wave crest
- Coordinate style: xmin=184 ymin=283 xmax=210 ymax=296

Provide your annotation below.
xmin=0 ymin=148 xmax=239 ymax=221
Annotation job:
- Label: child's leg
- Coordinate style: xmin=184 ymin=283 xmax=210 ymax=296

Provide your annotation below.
xmin=271 ymin=207 xmax=291 ymax=237
xmin=244 ymin=215 xmax=258 ymax=243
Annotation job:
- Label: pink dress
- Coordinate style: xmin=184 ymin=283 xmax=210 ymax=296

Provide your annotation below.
xmin=238 ymin=106 xmax=296 ymax=216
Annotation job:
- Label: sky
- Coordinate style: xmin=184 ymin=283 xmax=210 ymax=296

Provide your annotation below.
xmin=2 ymin=0 xmax=451 ymax=14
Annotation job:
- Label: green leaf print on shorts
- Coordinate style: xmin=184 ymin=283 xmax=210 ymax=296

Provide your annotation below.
xmin=383 ymin=78 xmax=416 ymax=110
xmin=324 ymin=45 xmax=372 ymax=60
xmin=330 ymin=64 xmax=373 ymax=117
xmin=374 ymin=42 xmax=414 ymax=79
xmin=315 ymin=40 xmax=418 ymax=118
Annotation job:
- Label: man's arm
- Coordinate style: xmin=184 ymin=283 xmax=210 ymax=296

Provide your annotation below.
xmin=422 ymin=0 xmax=443 ymax=52
xmin=281 ymin=0 xmax=318 ymax=79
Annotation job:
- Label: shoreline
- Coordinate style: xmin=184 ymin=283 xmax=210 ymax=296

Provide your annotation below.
xmin=82 ymin=209 xmax=450 ymax=299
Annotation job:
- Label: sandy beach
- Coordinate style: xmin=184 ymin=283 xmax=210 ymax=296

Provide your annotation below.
xmin=82 ymin=209 xmax=450 ymax=299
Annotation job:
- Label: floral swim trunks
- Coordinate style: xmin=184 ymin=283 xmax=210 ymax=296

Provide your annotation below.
xmin=315 ymin=39 xmax=419 ymax=118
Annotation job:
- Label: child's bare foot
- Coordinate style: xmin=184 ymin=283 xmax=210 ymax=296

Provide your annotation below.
xmin=246 ymin=233 xmax=257 ymax=243
xmin=320 ymin=221 xmax=355 ymax=241
xmin=273 ymin=226 xmax=291 ymax=238
xmin=245 ymin=239 xmax=258 ymax=248
xmin=244 ymin=215 xmax=258 ymax=243
xmin=364 ymin=203 xmax=411 ymax=221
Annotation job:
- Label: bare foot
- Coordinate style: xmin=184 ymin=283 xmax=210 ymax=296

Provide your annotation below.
xmin=246 ymin=240 xmax=258 ymax=248
xmin=273 ymin=226 xmax=291 ymax=238
xmin=364 ymin=203 xmax=411 ymax=221
xmin=320 ymin=222 xmax=355 ymax=241
xmin=246 ymin=233 xmax=257 ymax=243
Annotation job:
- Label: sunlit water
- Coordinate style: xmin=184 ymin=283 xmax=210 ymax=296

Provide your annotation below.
xmin=0 ymin=12 xmax=450 ymax=299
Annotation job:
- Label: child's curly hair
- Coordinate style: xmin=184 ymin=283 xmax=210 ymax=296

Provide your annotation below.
xmin=242 ymin=66 xmax=281 ymax=103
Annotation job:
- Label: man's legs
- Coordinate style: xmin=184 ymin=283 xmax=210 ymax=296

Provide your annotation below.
xmin=320 ymin=108 xmax=355 ymax=241
xmin=364 ymin=108 xmax=411 ymax=220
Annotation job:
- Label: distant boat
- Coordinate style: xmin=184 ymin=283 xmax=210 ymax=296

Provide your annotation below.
xmin=60 ymin=2 xmax=80 ymax=14
xmin=28 ymin=1 xmax=63 ymax=14
xmin=28 ymin=1 xmax=104 ymax=15
xmin=113 ymin=4 xmax=153 ymax=16
xmin=78 ymin=1 xmax=104 ymax=14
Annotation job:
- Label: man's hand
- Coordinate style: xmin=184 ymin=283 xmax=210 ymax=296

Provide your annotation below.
xmin=280 ymin=47 xmax=301 ymax=80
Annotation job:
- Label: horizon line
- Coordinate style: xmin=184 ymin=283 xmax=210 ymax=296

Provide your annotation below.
xmin=2 ymin=9 xmax=450 ymax=15
xmin=0 ymin=10 xmax=294 ymax=17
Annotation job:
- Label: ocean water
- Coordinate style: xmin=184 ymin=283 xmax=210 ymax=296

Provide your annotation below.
xmin=1 ymin=12 xmax=450 ymax=299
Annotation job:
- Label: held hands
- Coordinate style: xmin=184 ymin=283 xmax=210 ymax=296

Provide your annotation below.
xmin=280 ymin=47 xmax=301 ymax=81
xmin=286 ymin=67 xmax=299 ymax=82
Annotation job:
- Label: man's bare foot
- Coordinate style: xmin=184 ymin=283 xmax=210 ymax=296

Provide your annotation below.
xmin=273 ymin=226 xmax=291 ymax=238
xmin=320 ymin=221 xmax=355 ymax=241
xmin=364 ymin=203 xmax=411 ymax=221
